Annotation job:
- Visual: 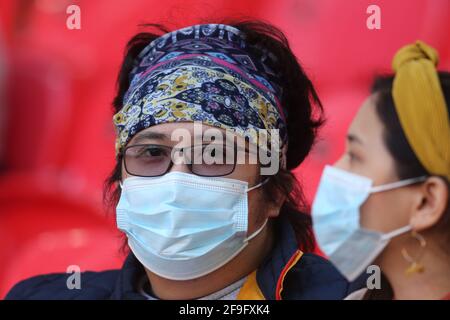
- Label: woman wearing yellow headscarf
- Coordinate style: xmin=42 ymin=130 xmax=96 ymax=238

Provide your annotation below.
xmin=311 ymin=41 xmax=450 ymax=300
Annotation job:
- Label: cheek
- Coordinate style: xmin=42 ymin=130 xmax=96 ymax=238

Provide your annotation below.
xmin=360 ymin=191 xmax=410 ymax=232
xmin=334 ymin=154 xmax=351 ymax=172
xmin=231 ymin=163 xmax=259 ymax=183
xmin=121 ymin=162 xmax=129 ymax=179
xmin=359 ymin=195 xmax=388 ymax=231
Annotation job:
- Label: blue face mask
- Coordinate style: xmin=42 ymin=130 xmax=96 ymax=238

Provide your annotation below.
xmin=116 ymin=171 xmax=268 ymax=281
xmin=311 ymin=165 xmax=426 ymax=281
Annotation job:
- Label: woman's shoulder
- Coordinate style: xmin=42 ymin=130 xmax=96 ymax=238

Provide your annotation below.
xmin=4 ymin=270 xmax=120 ymax=300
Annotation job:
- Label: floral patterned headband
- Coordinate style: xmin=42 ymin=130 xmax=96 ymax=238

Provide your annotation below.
xmin=113 ymin=23 xmax=288 ymax=166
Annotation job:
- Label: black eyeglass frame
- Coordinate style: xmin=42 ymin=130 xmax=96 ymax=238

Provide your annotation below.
xmin=121 ymin=143 xmax=257 ymax=178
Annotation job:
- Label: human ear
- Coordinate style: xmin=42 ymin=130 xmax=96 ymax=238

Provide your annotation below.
xmin=264 ymin=181 xmax=287 ymax=219
xmin=409 ymin=176 xmax=449 ymax=231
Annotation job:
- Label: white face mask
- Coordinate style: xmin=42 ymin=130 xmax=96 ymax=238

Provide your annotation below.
xmin=311 ymin=165 xmax=426 ymax=281
xmin=117 ymin=171 xmax=269 ymax=281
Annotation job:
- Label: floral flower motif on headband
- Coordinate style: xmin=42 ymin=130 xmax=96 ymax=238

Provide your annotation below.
xmin=113 ymin=24 xmax=288 ymax=166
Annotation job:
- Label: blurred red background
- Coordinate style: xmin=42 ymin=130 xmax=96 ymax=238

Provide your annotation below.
xmin=0 ymin=0 xmax=449 ymax=298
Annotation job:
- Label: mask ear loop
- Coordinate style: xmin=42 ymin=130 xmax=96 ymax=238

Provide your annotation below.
xmin=370 ymin=176 xmax=428 ymax=193
xmin=381 ymin=225 xmax=412 ymax=241
xmin=245 ymin=177 xmax=271 ymax=242
xmin=246 ymin=218 xmax=269 ymax=242
xmin=247 ymin=177 xmax=270 ymax=192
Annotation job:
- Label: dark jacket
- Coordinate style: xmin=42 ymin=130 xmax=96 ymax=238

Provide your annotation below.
xmin=5 ymin=214 xmax=365 ymax=300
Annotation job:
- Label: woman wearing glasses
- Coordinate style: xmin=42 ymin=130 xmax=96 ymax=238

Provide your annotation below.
xmin=6 ymin=21 xmax=363 ymax=300
xmin=312 ymin=41 xmax=450 ymax=299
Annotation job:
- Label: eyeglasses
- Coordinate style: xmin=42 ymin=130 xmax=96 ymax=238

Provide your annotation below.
xmin=122 ymin=143 xmax=247 ymax=177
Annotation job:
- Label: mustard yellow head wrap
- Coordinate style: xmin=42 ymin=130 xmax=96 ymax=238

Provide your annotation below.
xmin=392 ymin=40 xmax=450 ymax=181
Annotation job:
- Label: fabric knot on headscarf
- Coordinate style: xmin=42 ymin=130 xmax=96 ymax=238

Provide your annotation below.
xmin=392 ymin=40 xmax=439 ymax=71
xmin=392 ymin=40 xmax=450 ymax=181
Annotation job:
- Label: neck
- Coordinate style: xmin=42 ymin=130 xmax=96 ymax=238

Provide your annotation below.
xmin=377 ymin=233 xmax=450 ymax=300
xmin=144 ymin=222 xmax=274 ymax=300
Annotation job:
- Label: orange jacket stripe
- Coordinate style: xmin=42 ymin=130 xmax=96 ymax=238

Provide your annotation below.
xmin=275 ymin=249 xmax=304 ymax=300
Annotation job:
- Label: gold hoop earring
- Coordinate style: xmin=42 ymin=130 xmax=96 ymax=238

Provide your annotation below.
xmin=401 ymin=231 xmax=426 ymax=275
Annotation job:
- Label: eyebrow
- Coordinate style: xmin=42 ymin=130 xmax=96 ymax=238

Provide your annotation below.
xmin=132 ymin=131 xmax=170 ymax=144
xmin=347 ymin=133 xmax=364 ymax=145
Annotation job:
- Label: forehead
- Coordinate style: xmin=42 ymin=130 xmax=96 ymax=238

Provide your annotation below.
xmin=348 ymin=94 xmax=384 ymax=141
xmin=129 ymin=122 xmax=247 ymax=145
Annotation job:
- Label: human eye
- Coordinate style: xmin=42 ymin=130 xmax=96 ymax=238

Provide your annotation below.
xmin=133 ymin=145 xmax=169 ymax=162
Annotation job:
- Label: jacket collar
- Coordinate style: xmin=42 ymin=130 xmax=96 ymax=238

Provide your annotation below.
xmin=255 ymin=211 xmax=300 ymax=299
xmin=110 ymin=252 xmax=147 ymax=300
xmin=255 ymin=209 xmax=369 ymax=300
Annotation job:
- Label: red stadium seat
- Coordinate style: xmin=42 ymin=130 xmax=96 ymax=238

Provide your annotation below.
xmin=0 ymin=172 xmax=124 ymax=298
xmin=1 ymin=0 xmax=449 ymax=288
xmin=4 ymin=46 xmax=74 ymax=172
xmin=260 ymin=0 xmax=450 ymax=87
xmin=0 ymin=227 xmax=124 ymax=298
